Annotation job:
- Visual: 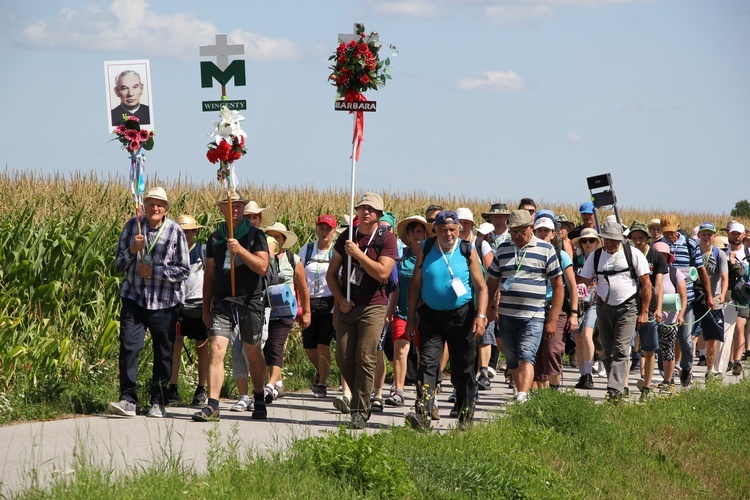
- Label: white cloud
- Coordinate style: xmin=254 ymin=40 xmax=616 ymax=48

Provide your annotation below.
xmin=621 ymin=102 xmax=646 ymax=112
xmin=373 ymin=1 xmax=442 ymax=17
xmin=17 ymin=0 xmax=300 ymax=62
xmin=567 ymin=131 xmax=584 ymax=142
xmin=456 ymin=70 xmax=527 ymax=92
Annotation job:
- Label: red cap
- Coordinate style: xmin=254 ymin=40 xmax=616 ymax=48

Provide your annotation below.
xmin=316 ymin=214 xmax=337 ymax=228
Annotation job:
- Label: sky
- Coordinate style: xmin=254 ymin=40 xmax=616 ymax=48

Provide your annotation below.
xmin=1 ymin=0 xmax=748 ymax=213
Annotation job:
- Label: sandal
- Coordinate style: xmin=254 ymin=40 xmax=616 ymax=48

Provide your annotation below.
xmin=192 ymin=406 xmax=220 ymax=422
xmin=371 ymin=396 xmax=384 ymax=412
xmin=384 ymin=390 xmax=405 ymax=407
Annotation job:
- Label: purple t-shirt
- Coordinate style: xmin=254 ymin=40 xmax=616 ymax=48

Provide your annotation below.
xmin=333 ymin=227 xmax=398 ymax=306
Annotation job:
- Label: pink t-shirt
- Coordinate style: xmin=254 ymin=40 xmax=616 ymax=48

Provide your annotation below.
xmin=662 ymin=267 xmax=685 ymax=324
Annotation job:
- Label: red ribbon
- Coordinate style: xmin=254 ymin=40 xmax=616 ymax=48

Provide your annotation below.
xmin=344 ymin=90 xmax=366 ymax=161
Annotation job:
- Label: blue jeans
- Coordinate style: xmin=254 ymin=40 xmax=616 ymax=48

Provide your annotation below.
xmin=497 ymin=315 xmax=544 ymax=370
xmin=637 ymin=314 xmax=659 ymax=352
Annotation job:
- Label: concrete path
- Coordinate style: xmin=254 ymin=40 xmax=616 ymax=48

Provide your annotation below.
xmin=0 ymin=361 xmax=740 ymax=495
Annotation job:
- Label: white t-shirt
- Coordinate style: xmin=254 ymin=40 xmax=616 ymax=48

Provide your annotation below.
xmin=299 ymin=241 xmax=333 ymax=298
xmin=580 ymin=245 xmax=650 ymax=306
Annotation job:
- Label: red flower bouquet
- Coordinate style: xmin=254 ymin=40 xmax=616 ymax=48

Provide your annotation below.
xmin=113 ymin=116 xmax=155 ymax=154
xmin=328 ymin=23 xmax=396 ymax=99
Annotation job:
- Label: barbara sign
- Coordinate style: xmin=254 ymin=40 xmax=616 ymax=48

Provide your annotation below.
xmin=335 ymin=101 xmax=377 ymax=112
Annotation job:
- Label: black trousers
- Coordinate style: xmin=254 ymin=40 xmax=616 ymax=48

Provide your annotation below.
xmin=417 ymin=302 xmax=477 ymax=421
xmin=119 ymin=298 xmax=179 ymax=404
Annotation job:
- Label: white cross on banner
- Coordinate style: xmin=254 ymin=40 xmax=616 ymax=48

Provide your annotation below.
xmin=200 ymin=34 xmax=244 ymax=71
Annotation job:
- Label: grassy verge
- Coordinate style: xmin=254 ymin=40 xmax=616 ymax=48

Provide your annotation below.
xmin=16 ymin=381 xmax=750 ymax=499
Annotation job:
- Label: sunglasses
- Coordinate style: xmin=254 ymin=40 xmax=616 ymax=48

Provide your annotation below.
xmin=580 ymin=238 xmax=598 ymax=244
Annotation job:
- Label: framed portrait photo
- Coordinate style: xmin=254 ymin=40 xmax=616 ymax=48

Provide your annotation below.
xmin=104 ymin=59 xmax=155 ymax=132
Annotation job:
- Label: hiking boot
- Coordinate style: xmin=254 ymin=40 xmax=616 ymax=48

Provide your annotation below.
xmin=505 ymin=369 xmax=515 ymax=389
xmin=697 ymin=355 xmax=707 ymax=367
xmin=251 ymin=401 xmax=268 ymax=420
xmin=108 ymin=400 xmax=136 ymax=417
xmin=312 ymin=384 xmax=328 ymax=398
xmin=731 ymin=361 xmax=743 ymax=376
xmin=191 ymin=386 xmax=208 ymax=407
xmin=349 ymin=411 xmax=367 ymax=430
xmin=333 ymin=395 xmax=351 ymax=414
xmin=657 ymin=381 xmax=675 ymax=393
xmin=575 ymin=374 xmax=594 ymax=390
xmin=406 ymin=410 xmax=430 ymax=430
xmin=147 ymin=403 xmax=166 ymax=418
xmin=477 ymin=374 xmax=491 ymax=391
xmin=312 ymin=371 xmax=320 ymax=388
xmin=743 ymin=350 xmax=750 ymax=361
xmin=230 ymin=394 xmax=252 ymax=412
xmin=165 ymin=384 xmax=180 ymax=405
xmin=605 ymin=388 xmax=622 ymax=404
xmin=680 ymin=368 xmax=693 ymax=387
xmin=192 ymin=406 xmax=220 ymax=422
xmin=639 ymin=387 xmax=651 ymax=401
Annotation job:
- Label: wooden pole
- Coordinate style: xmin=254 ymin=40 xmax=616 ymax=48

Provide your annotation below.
xmin=226 ymin=167 xmax=236 ymax=296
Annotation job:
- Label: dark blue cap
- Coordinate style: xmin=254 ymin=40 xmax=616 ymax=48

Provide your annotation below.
xmin=433 ymin=210 xmax=460 ymax=226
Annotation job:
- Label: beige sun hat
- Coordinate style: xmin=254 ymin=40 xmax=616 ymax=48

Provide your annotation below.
xmin=262 ymin=222 xmax=298 ymax=249
xmin=396 ymin=215 xmax=430 ymax=245
xmin=175 ymin=214 xmax=204 ymax=230
xmin=243 ymin=201 xmax=278 ymax=226
xmin=214 ymin=189 xmax=248 ymax=206
xmin=571 ymin=227 xmax=602 ymax=250
xmin=144 ymin=186 xmax=169 ymax=208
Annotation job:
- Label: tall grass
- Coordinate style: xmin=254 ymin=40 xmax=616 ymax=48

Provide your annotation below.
xmin=0 ymin=169 xmax=746 ymax=421
xmin=15 ymin=382 xmax=750 ymax=498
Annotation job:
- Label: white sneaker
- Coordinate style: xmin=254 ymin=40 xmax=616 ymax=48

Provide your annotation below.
xmin=230 ymin=394 xmax=252 ymax=411
xmin=487 ymin=367 xmax=497 ymax=379
xmin=147 ymin=404 xmax=166 ymax=418
xmin=108 ymin=400 xmax=136 ymax=417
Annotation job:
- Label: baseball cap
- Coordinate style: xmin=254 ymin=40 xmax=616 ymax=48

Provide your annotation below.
xmin=433 ymin=210 xmax=460 ymax=226
xmin=698 ymin=222 xmax=716 ymax=233
xmin=534 ymin=217 xmax=555 ymax=231
xmin=316 ymin=214 xmax=337 ymax=229
xmin=728 ymin=222 xmax=746 ymax=234
xmin=579 ymin=201 xmax=595 ymax=214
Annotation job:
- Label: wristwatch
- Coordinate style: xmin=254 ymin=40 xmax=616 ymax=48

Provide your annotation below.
xmin=570 ymin=309 xmax=581 ymax=317
xmin=477 ymin=313 xmax=487 ymax=320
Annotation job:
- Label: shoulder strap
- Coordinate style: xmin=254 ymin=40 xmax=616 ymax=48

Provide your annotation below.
xmin=686 ymin=237 xmax=697 ymax=267
xmin=304 ymin=243 xmax=314 ymax=266
xmin=669 ymin=265 xmax=678 ymax=288
xmin=422 ymin=236 xmax=436 ymax=257
xmin=286 ymin=250 xmax=296 ymax=266
xmin=593 ymin=248 xmax=602 ymax=276
xmin=459 ymin=239 xmax=473 ymax=263
xmin=621 ymin=242 xmax=638 ymax=282
xmin=712 ymin=246 xmax=719 ymax=263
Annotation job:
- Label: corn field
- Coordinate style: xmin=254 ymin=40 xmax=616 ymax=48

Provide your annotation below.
xmin=0 ymin=170 xmax=744 ymax=416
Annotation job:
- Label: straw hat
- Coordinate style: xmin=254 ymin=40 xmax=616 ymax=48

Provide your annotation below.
xmin=262 ymin=222 xmax=297 ymax=249
xmin=243 ymin=201 xmax=278 ymax=226
xmin=175 ymin=214 xmax=204 ymax=230
xmin=571 ymin=227 xmax=602 ymax=250
xmin=396 ymin=215 xmax=429 ymax=245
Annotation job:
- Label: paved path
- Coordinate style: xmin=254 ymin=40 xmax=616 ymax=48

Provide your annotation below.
xmin=0 ymin=361 xmax=740 ymax=495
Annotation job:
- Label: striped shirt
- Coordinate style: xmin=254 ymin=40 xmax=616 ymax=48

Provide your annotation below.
xmin=488 ymin=235 xmax=562 ymax=319
xmin=115 ymin=217 xmax=190 ymax=310
xmin=661 ymin=234 xmax=703 ymax=302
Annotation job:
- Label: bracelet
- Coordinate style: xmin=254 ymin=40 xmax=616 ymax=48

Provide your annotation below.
xmin=477 ymin=313 xmax=487 ymax=320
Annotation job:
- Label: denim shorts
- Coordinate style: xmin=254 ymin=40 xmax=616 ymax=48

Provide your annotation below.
xmin=478 ymin=321 xmax=497 ymax=346
xmin=497 ymin=315 xmax=544 ymax=369
xmin=581 ymin=306 xmax=597 ymax=330
xmin=210 ymin=299 xmax=264 ymax=345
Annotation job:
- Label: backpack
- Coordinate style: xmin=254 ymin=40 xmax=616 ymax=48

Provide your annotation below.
xmin=304 ymin=242 xmax=334 ymax=266
xmin=421 ymin=237 xmax=478 ymax=305
xmin=346 ymin=226 xmax=397 ymax=296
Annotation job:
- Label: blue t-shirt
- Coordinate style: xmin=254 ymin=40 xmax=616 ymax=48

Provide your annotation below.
xmin=395 ymin=250 xmax=416 ymax=320
xmin=421 ymin=240 xmax=472 ymax=311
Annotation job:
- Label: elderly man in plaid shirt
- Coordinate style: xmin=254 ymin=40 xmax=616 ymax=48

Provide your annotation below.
xmin=108 ymin=187 xmax=190 ymax=418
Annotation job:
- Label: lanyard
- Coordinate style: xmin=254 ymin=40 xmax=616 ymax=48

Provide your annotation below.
xmin=438 ymin=239 xmax=459 ymax=279
xmin=144 ymin=221 xmax=166 ymax=256
xmin=355 ymin=227 xmax=377 ymax=248
xmin=514 ymin=247 xmax=528 ymax=273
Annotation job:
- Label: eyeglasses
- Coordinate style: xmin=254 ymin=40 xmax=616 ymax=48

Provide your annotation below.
xmin=509 ymin=228 xmax=529 ymax=236
xmin=580 ymin=238 xmax=598 ymax=244
xmin=526 ymin=209 xmax=536 ymax=215
xmin=379 ymin=224 xmax=392 ymax=232
xmin=426 ymin=218 xmax=435 ymax=224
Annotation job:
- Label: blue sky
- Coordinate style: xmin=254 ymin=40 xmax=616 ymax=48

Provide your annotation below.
xmin=1 ymin=0 xmax=748 ymax=213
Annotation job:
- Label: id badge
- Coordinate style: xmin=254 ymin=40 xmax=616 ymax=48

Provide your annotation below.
xmin=313 ymin=279 xmax=321 ymax=295
xmin=501 ymin=275 xmax=516 ymax=292
xmin=349 ymin=267 xmax=364 ymax=286
xmin=451 ymin=277 xmax=468 ymax=298
xmin=223 ymin=252 xmax=231 ymax=271
xmin=143 ymin=254 xmax=152 ymax=265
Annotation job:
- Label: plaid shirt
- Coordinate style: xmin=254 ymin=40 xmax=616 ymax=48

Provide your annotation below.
xmin=115 ymin=217 xmax=190 ymax=310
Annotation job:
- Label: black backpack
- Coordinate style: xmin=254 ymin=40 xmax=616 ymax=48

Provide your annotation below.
xmin=592 ymin=241 xmax=644 ymax=306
